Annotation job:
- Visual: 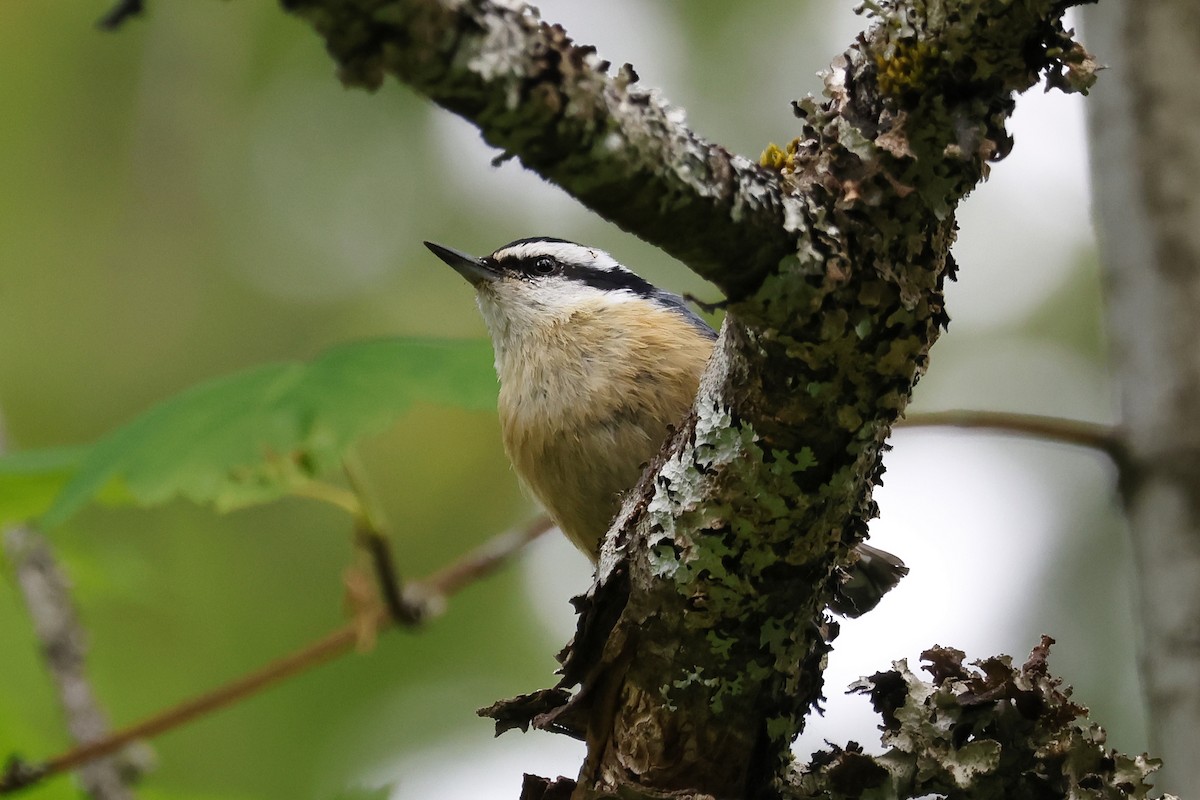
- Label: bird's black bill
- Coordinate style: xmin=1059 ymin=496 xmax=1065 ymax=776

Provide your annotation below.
xmin=424 ymin=241 xmax=499 ymax=286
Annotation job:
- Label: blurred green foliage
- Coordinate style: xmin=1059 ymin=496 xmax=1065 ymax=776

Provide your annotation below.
xmin=0 ymin=337 xmax=495 ymax=526
xmin=0 ymin=4 xmax=553 ymax=799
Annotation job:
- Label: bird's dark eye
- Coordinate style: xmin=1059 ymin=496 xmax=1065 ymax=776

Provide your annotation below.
xmin=530 ymin=256 xmax=557 ymax=276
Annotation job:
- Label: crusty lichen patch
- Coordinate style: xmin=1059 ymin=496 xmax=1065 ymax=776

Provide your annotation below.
xmin=587 ymin=0 xmax=1099 ymax=792
xmin=874 ymin=39 xmax=941 ymax=98
xmin=794 ymin=638 xmax=1178 ymax=799
xmin=281 ymin=0 xmax=1104 ymax=796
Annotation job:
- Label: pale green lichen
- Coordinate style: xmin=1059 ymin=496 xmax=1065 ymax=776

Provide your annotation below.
xmin=792 ymin=639 xmax=1179 ymax=799
xmin=284 ymin=0 xmax=1110 ymax=796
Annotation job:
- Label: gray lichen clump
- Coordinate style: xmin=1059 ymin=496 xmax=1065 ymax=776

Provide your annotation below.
xmin=792 ymin=638 xmax=1177 ymax=800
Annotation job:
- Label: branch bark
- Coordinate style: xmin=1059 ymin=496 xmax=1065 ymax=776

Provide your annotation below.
xmin=2 ymin=529 xmax=141 ymax=800
xmin=789 ymin=637 xmax=1171 ymax=800
xmin=1081 ymin=2 xmax=1200 ymax=795
xmin=282 ymin=1 xmax=1099 ymax=797
xmin=0 ymin=417 xmax=139 ymax=800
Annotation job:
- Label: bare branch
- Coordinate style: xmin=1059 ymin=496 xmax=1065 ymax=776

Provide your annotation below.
xmin=422 ymin=515 xmax=555 ymax=600
xmin=0 ymin=515 xmax=552 ymax=795
xmin=899 ymin=410 xmax=1123 ymax=461
xmin=3 ymin=527 xmax=141 ymax=800
xmin=0 ymin=414 xmax=139 ymax=800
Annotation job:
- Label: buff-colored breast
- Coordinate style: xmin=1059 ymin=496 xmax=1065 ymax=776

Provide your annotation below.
xmin=494 ymin=300 xmax=713 ymax=558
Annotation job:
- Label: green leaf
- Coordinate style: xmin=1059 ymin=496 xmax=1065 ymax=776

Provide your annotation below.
xmin=34 ymin=337 xmax=495 ymax=526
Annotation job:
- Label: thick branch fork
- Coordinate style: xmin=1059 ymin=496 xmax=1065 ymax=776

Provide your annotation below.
xmin=284 ymin=2 xmax=1099 ymax=798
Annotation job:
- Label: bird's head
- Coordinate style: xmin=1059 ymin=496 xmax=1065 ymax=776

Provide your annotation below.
xmin=424 ymin=237 xmax=714 ymax=345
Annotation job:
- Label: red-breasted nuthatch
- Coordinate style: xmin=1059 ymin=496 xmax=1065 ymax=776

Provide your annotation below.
xmin=426 ymin=237 xmax=906 ymax=615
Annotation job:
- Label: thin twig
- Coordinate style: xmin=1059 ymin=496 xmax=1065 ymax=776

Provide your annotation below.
xmin=294 ymin=471 xmax=418 ymax=625
xmin=3 ymin=528 xmax=141 ymax=800
xmin=423 ymin=515 xmax=554 ymax=598
xmin=898 ymin=410 xmax=1124 ymax=463
xmin=0 ymin=515 xmax=554 ymax=795
xmin=97 ymin=0 xmax=144 ymax=30
xmin=0 ymin=415 xmax=139 ymax=800
xmin=340 ymin=458 xmax=420 ymax=625
xmin=355 ymin=522 xmax=422 ymax=625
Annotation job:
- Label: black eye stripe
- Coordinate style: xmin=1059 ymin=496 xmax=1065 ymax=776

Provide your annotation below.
xmin=484 ymin=241 xmax=718 ymax=341
xmin=492 ymin=254 xmax=562 ymax=278
xmin=494 ymin=255 xmax=669 ymax=298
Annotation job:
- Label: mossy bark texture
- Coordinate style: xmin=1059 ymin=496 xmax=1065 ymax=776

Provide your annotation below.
xmin=283 ymin=1 xmax=1099 ymax=798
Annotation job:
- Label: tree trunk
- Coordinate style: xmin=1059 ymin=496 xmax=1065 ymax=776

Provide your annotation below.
xmin=1081 ymin=3 xmax=1200 ymax=795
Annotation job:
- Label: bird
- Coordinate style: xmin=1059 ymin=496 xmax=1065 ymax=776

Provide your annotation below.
xmin=425 ymin=237 xmax=907 ymax=615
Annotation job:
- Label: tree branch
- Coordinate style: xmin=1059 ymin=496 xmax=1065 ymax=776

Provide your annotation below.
xmin=277 ymin=1 xmax=1099 ymax=796
xmin=0 ymin=515 xmax=553 ymax=795
xmin=0 ymin=414 xmax=139 ymax=800
xmin=899 ymin=410 xmax=1124 ymax=462
xmin=787 ymin=637 xmax=1175 ymax=800
xmin=422 ymin=514 xmax=554 ymax=598
xmin=2 ymin=526 xmax=141 ymax=800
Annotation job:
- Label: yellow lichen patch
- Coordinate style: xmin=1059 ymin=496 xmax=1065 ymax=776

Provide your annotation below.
xmin=759 ymin=142 xmax=787 ymax=171
xmin=875 ymin=40 xmax=941 ymax=97
xmin=758 ymin=138 xmax=801 ymax=173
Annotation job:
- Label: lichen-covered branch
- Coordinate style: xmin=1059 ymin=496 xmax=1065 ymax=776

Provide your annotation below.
xmin=282 ymin=0 xmax=790 ymax=301
xmin=790 ymin=638 xmax=1175 ymax=800
xmin=0 ymin=411 xmax=140 ymax=800
xmin=282 ymin=0 xmax=1102 ymax=797
xmin=3 ymin=526 xmax=140 ymax=800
